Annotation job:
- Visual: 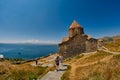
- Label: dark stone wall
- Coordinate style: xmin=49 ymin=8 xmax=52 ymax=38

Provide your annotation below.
xmin=85 ymin=39 xmax=98 ymax=52
xmin=59 ymin=35 xmax=88 ymax=58
xmin=59 ymin=34 xmax=98 ymax=59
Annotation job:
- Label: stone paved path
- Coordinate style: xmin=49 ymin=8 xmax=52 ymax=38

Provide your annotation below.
xmin=39 ymin=65 xmax=67 ymax=80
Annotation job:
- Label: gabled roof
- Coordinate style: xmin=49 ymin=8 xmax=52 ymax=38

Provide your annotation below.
xmin=69 ymin=20 xmax=83 ymax=29
xmin=87 ymin=35 xmax=92 ymax=40
xmin=62 ymin=37 xmax=69 ymax=42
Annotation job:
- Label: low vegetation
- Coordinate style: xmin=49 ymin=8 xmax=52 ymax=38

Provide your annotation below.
xmin=75 ymin=54 xmax=84 ymax=59
xmin=0 ymin=60 xmax=48 ymax=80
xmin=105 ymin=39 xmax=120 ymax=52
xmin=104 ymin=35 xmax=120 ymax=52
xmin=62 ymin=51 xmax=120 ymax=80
xmin=75 ymin=60 xmax=120 ymax=80
xmin=61 ymin=66 xmax=71 ymax=80
xmin=77 ymin=54 xmax=120 ymax=80
xmin=113 ymin=54 xmax=120 ymax=59
xmin=78 ymin=51 xmax=112 ymax=64
xmin=4 ymin=58 xmax=25 ymax=64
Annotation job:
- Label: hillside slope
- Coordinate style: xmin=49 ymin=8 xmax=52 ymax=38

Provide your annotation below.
xmin=103 ymin=35 xmax=120 ymax=52
xmin=105 ymin=38 xmax=120 ymax=52
xmin=62 ymin=51 xmax=120 ymax=80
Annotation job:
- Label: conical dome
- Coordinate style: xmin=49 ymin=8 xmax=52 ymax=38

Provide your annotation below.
xmin=69 ymin=20 xmax=84 ymax=38
xmin=69 ymin=20 xmax=83 ymax=29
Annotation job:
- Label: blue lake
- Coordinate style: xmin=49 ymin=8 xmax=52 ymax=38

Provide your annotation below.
xmin=0 ymin=43 xmax=58 ymax=60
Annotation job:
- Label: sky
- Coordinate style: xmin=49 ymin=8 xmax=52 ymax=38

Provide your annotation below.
xmin=0 ymin=0 xmax=120 ymax=44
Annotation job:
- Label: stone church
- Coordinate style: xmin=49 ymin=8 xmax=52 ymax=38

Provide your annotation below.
xmin=59 ymin=20 xmax=98 ymax=58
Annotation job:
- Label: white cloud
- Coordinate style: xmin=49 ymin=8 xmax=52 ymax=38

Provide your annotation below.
xmin=0 ymin=39 xmax=59 ymax=44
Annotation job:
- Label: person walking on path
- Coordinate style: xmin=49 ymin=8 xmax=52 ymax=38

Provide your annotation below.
xmin=35 ymin=58 xmax=38 ymax=65
xmin=55 ymin=56 xmax=60 ymax=71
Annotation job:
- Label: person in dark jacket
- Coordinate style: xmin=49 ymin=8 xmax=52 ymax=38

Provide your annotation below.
xmin=35 ymin=58 xmax=38 ymax=65
xmin=55 ymin=56 xmax=60 ymax=71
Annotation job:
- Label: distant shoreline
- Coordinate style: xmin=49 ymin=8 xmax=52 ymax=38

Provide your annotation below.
xmin=0 ymin=43 xmax=58 ymax=60
xmin=3 ymin=52 xmax=58 ymax=64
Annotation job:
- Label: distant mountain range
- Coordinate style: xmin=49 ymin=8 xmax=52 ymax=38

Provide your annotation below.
xmin=102 ymin=35 xmax=120 ymax=52
xmin=101 ymin=35 xmax=120 ymax=43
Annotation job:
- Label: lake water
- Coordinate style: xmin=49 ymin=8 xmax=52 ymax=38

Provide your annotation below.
xmin=0 ymin=43 xmax=58 ymax=60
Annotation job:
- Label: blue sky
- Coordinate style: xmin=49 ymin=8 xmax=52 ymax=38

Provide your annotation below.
xmin=0 ymin=0 xmax=120 ymax=44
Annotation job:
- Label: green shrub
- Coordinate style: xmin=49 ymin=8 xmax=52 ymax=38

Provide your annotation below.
xmin=92 ymin=72 xmax=105 ymax=80
xmin=75 ymin=54 xmax=84 ymax=59
xmin=113 ymin=54 xmax=120 ymax=59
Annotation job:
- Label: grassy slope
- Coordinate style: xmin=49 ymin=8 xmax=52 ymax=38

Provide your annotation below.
xmin=102 ymin=35 xmax=120 ymax=52
xmin=75 ymin=54 xmax=120 ymax=80
xmin=61 ymin=51 xmax=120 ymax=80
xmin=105 ymin=38 xmax=120 ymax=52
xmin=0 ymin=53 xmax=57 ymax=80
xmin=0 ymin=61 xmax=49 ymax=80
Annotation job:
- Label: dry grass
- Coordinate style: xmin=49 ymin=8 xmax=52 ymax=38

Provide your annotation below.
xmin=75 ymin=54 xmax=84 ymax=59
xmin=105 ymin=38 xmax=120 ymax=52
xmin=77 ymin=51 xmax=112 ymax=64
xmin=0 ymin=60 xmax=48 ymax=80
xmin=62 ymin=51 xmax=120 ymax=80
xmin=76 ymin=61 xmax=120 ymax=80
xmin=61 ymin=66 xmax=71 ymax=80
xmin=75 ymin=54 xmax=120 ymax=80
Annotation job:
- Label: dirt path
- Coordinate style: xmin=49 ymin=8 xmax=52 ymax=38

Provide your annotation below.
xmin=69 ymin=54 xmax=113 ymax=80
xmin=39 ymin=65 xmax=67 ymax=80
xmin=99 ymin=46 xmax=120 ymax=54
xmin=69 ymin=49 xmax=120 ymax=80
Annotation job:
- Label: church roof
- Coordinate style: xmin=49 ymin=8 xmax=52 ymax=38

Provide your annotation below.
xmin=87 ymin=35 xmax=92 ymax=40
xmin=69 ymin=20 xmax=83 ymax=29
xmin=98 ymin=39 xmax=103 ymax=42
xmin=62 ymin=37 xmax=69 ymax=42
